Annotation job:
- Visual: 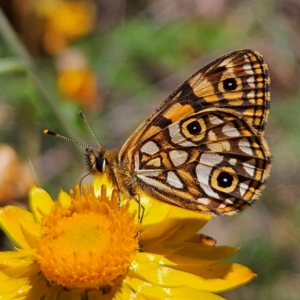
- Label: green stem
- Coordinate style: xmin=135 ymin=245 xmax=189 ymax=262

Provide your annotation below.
xmin=0 ymin=8 xmax=80 ymax=151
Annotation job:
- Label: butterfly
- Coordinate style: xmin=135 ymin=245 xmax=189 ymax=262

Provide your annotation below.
xmin=45 ymin=49 xmax=271 ymax=219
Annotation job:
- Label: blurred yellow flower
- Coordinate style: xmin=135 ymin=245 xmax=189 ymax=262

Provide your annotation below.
xmin=35 ymin=0 xmax=96 ymax=54
xmin=56 ymin=49 xmax=100 ymax=107
xmin=57 ymin=68 xmax=98 ymax=106
xmin=0 ymin=177 xmax=256 ymax=299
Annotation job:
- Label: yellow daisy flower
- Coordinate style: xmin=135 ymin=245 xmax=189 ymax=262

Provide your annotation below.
xmin=0 ymin=177 xmax=255 ymax=299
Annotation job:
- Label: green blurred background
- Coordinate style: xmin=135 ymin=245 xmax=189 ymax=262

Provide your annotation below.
xmin=0 ymin=0 xmax=299 ymax=299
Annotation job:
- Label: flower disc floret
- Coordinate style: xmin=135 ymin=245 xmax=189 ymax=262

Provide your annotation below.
xmin=35 ymin=185 xmax=139 ymax=289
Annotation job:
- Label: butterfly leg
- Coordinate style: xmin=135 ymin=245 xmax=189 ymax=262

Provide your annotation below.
xmin=133 ymin=193 xmax=145 ymax=224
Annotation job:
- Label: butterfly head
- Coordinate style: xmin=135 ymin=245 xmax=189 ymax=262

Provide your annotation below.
xmin=85 ymin=147 xmax=106 ymax=174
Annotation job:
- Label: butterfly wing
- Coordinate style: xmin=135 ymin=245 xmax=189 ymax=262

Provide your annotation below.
xmin=119 ymin=49 xmax=270 ymax=163
xmin=128 ymin=109 xmax=271 ymax=215
xmin=117 ymin=49 xmax=271 ymax=215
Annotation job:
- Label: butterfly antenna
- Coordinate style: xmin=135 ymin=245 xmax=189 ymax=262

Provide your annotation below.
xmin=43 ymin=129 xmax=92 ymax=149
xmin=79 ymin=111 xmax=102 ymax=149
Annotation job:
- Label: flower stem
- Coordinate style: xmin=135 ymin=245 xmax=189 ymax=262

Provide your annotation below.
xmin=0 ymin=8 xmax=80 ymax=151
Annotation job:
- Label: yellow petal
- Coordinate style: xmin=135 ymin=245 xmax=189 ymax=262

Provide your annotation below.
xmin=0 ymin=277 xmax=30 ymax=295
xmin=120 ymin=281 xmax=148 ymax=300
xmin=0 ymin=249 xmax=35 ymax=268
xmin=57 ymin=189 xmax=72 ymax=208
xmin=0 ymin=271 xmax=9 ymax=280
xmin=140 ymin=214 xmax=211 ymax=244
xmin=130 ymin=259 xmax=255 ymax=293
xmin=143 ymin=242 xmax=238 ymax=264
xmin=26 ymin=274 xmax=54 ymax=300
xmin=168 ymin=205 xmax=211 ymax=223
xmin=18 ymin=219 xmax=40 ymax=248
xmin=1 ymin=264 xmax=38 ymax=279
xmin=194 ymin=262 xmax=256 ymax=292
xmin=0 ymin=206 xmax=34 ymax=249
xmin=130 ymin=260 xmax=202 ymax=287
xmin=135 ymin=252 xmax=177 ymax=266
xmin=125 ymin=277 xmax=225 ymax=300
xmin=140 ymin=192 xmax=207 ymax=226
xmin=0 ymin=248 xmax=35 ymax=258
xmin=29 ymin=186 xmax=54 ymax=223
xmin=139 ymin=195 xmax=172 ymax=226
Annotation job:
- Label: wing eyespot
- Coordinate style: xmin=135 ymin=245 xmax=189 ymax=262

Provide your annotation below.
xmin=181 ymin=118 xmax=207 ymax=142
xmin=211 ymin=166 xmax=239 ymax=194
xmin=217 ymin=171 xmax=234 ymax=188
xmin=187 ymin=120 xmax=201 ymax=135
xmin=223 ymin=78 xmax=238 ymax=91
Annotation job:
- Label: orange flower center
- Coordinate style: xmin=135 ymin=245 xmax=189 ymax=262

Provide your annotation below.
xmin=35 ymin=185 xmax=139 ymax=290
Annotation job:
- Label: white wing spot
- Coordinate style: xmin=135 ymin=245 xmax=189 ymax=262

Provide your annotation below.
xmin=167 ymin=171 xmax=184 ymax=189
xmin=243 ymin=161 xmax=255 ymax=177
xmin=222 ymin=141 xmax=231 ymax=151
xmin=247 ymin=76 xmax=255 ymax=88
xmin=247 ymin=91 xmax=255 ymax=103
xmin=136 ymin=170 xmax=161 ymax=177
xmin=239 ymin=182 xmax=248 ymax=197
xmin=196 ymin=153 xmax=223 ymax=199
xmin=225 ymin=199 xmax=234 ymax=205
xmin=169 ymin=150 xmax=188 ymax=166
xmin=141 ymin=141 xmax=159 ymax=155
xmin=197 ymin=198 xmax=210 ymax=205
xmin=208 ymin=130 xmax=217 ymax=140
xmin=243 ymin=63 xmax=253 ymax=75
xmin=222 ymin=122 xmax=240 ymax=137
xmin=209 ymin=115 xmax=223 ymax=125
xmin=200 ymin=153 xmax=223 ymax=166
xmin=229 ymin=158 xmax=237 ymax=165
xmin=238 ymin=138 xmax=253 ymax=155
xmin=145 ymin=157 xmax=162 ymax=168
xmin=208 ymin=141 xmax=230 ymax=152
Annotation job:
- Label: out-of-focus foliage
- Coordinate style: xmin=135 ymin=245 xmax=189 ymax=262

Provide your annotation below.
xmin=0 ymin=0 xmax=300 ymax=298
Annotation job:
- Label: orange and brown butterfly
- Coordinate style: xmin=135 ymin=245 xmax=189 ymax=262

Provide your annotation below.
xmin=45 ymin=49 xmax=271 ymax=218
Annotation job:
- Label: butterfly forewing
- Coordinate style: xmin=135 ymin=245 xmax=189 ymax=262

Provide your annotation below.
xmin=188 ymin=49 xmax=270 ymax=133
xmin=119 ymin=49 xmax=270 ymax=166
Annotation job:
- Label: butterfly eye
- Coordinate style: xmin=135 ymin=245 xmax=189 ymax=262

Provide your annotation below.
xmin=223 ymin=78 xmax=238 ymax=91
xmin=211 ymin=166 xmax=238 ymax=193
xmin=85 ymin=148 xmax=106 ymax=174
xmin=96 ymin=156 xmax=106 ymax=172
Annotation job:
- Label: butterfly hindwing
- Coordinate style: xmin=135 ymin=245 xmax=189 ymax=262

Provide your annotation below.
xmin=128 ymin=108 xmax=271 ymax=215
